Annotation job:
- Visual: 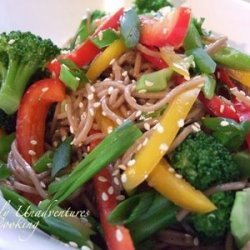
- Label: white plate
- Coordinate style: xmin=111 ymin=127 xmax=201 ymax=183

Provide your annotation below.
xmin=0 ymin=0 xmax=250 ymax=250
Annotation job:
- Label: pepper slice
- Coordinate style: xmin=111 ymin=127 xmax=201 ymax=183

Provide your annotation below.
xmin=16 ymin=79 xmax=65 ymax=164
xmin=227 ymin=69 xmax=250 ymax=88
xmin=122 ymin=86 xmax=201 ymax=192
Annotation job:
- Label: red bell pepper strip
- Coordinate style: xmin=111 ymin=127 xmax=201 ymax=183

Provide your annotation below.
xmin=140 ymin=7 xmax=191 ymax=48
xmin=217 ymin=67 xmax=235 ymax=89
xmin=48 ymin=8 xmax=124 ymax=76
xmin=89 ymin=134 xmax=134 ymax=250
xmin=16 ymin=79 xmax=65 ymax=164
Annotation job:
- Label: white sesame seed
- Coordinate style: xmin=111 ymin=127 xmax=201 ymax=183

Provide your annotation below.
xmin=75 ymin=77 xmax=80 ymax=81
xmin=69 ymin=241 xmax=78 ymax=248
xmin=177 ymin=119 xmax=185 ymax=128
xmin=107 ymin=126 xmax=113 ymax=134
xmin=101 ymin=192 xmax=109 ymax=201
xmin=142 ymin=138 xmax=148 ymax=146
xmin=87 ymin=146 xmax=91 ymax=152
xmin=127 ymin=159 xmax=136 ymax=167
xmin=122 ymin=71 xmax=128 ymax=77
xmin=108 ymin=186 xmax=114 ymax=195
xmin=87 ymin=93 xmax=94 ymax=101
xmin=108 ymin=86 xmax=114 ymax=95
xmin=102 ymin=111 xmax=107 ymax=117
xmin=116 ymin=229 xmax=123 ymax=242
xmin=62 ymin=135 xmax=67 ymax=141
xmin=112 ymin=169 xmax=120 ymax=176
xmin=70 ymin=126 xmax=74 ymax=134
xmin=81 ymin=246 xmax=91 ymax=250
xmin=53 ymin=141 xmax=58 ymax=147
xmin=40 ymin=181 xmax=46 ymax=188
xmin=47 ymin=163 xmax=52 ymax=168
xmin=168 ymin=167 xmax=175 ymax=173
xmin=30 ymin=140 xmax=37 ymax=145
xmin=159 ymin=143 xmax=169 ymax=153
xmin=116 ymin=195 xmax=125 ymax=201
xmin=163 ymin=28 xmax=168 ymax=34
xmin=28 ymin=150 xmax=36 ymax=156
xmin=220 ymin=120 xmax=229 ymax=127
xmin=93 ymin=102 xmax=101 ymax=108
xmin=118 ymin=164 xmax=127 ymax=171
xmin=135 ymin=110 xmax=142 ymax=117
xmin=137 ymin=143 xmax=142 ymax=151
xmin=98 ymin=176 xmax=108 ymax=182
xmin=113 ymin=177 xmax=120 ymax=186
xmin=191 ymin=124 xmax=201 ymax=132
xmin=79 ymin=102 xmax=84 ymax=108
xmin=155 ymin=123 xmax=164 ymax=133
xmin=116 ymin=118 xmax=122 ymax=125
xmin=8 ymin=39 xmax=15 ymax=45
xmin=144 ymin=123 xmax=150 ymax=131
xmin=64 ymin=104 xmax=68 ymax=112
xmin=240 ymin=90 xmax=246 ymax=96
xmin=98 ymin=31 xmax=103 ymax=41
xmin=220 ymin=105 xmax=225 ymax=113
xmin=89 ymin=108 xmax=95 ymax=117
xmin=138 ymin=89 xmax=147 ymax=93
xmin=121 ymin=174 xmax=127 ymax=183
xmin=145 ymin=80 xmax=154 ymax=87
xmin=230 ymin=105 xmax=236 ymax=112
xmin=193 ymin=237 xmax=199 ymax=246
xmin=175 ymin=174 xmax=182 ymax=179
xmin=109 ymin=58 xmax=116 ymax=65
xmin=41 ymin=87 xmax=49 ymax=92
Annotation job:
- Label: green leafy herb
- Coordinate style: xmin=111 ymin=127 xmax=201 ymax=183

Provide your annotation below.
xmin=120 ymin=8 xmax=140 ymax=48
xmin=91 ymin=29 xmax=119 ymax=48
xmin=202 ymin=117 xmax=250 ymax=150
xmin=51 ymin=137 xmax=72 ymax=177
xmin=0 ymin=161 xmax=11 ymax=179
xmin=33 ymin=151 xmax=53 ymax=173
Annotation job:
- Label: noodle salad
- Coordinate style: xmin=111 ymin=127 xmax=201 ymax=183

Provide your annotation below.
xmin=1 ymin=0 xmax=250 ymax=249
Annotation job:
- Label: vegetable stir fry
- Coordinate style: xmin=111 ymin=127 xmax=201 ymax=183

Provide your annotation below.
xmin=1 ymin=1 xmax=250 ymax=249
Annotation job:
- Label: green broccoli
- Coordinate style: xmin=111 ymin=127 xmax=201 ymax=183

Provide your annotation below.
xmin=134 ymin=0 xmax=172 ymax=14
xmin=191 ymin=192 xmax=235 ymax=242
xmin=169 ymin=131 xmax=239 ymax=190
xmin=0 ymin=31 xmax=60 ymax=114
xmin=0 ymin=109 xmax=16 ymax=133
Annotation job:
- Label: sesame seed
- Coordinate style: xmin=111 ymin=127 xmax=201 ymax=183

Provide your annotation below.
xmin=159 ymin=143 xmax=169 ymax=153
xmin=127 ymin=159 xmax=136 ymax=167
xmin=64 ymin=104 xmax=68 ymax=112
xmin=101 ymin=192 xmax=109 ymax=201
xmin=177 ymin=119 xmax=185 ymax=128
xmin=108 ymin=86 xmax=114 ymax=95
xmin=230 ymin=105 xmax=236 ymax=112
xmin=28 ymin=150 xmax=36 ymax=156
xmin=107 ymin=126 xmax=113 ymax=134
xmin=90 ymin=108 xmax=95 ymax=117
xmin=70 ymin=126 xmax=74 ymax=134
xmin=40 ymin=181 xmax=46 ymax=188
xmin=81 ymin=246 xmax=91 ymax=250
xmin=163 ymin=28 xmax=168 ymax=34
xmin=108 ymin=186 xmax=114 ymax=195
xmin=41 ymin=87 xmax=49 ymax=92
xmin=53 ymin=141 xmax=58 ymax=147
xmin=135 ymin=110 xmax=142 ymax=117
xmin=87 ymin=146 xmax=91 ymax=152
xmin=102 ymin=111 xmax=107 ymax=117
xmin=121 ymin=174 xmax=127 ymax=183
xmin=175 ymin=174 xmax=182 ymax=179
xmin=168 ymin=167 xmax=175 ymax=173
xmin=118 ymin=164 xmax=127 ymax=170
xmin=142 ymin=138 xmax=148 ymax=146
xmin=194 ymin=122 xmax=200 ymax=128
xmin=98 ymin=31 xmax=103 ymax=41
xmin=79 ymin=102 xmax=84 ymax=108
xmin=122 ymin=71 xmax=128 ymax=77
xmin=55 ymin=177 xmax=61 ymax=181
xmin=240 ymin=90 xmax=246 ymax=96
xmin=98 ymin=176 xmax=108 ymax=182
xmin=112 ymin=169 xmax=120 ymax=176
xmin=30 ymin=140 xmax=37 ymax=145
xmin=93 ymin=102 xmax=101 ymax=108
xmin=144 ymin=123 xmax=150 ymax=131
xmin=69 ymin=241 xmax=78 ymax=248
xmin=75 ymin=77 xmax=80 ymax=81
xmin=109 ymin=58 xmax=115 ymax=65
xmin=138 ymin=89 xmax=147 ymax=93
xmin=47 ymin=163 xmax=52 ymax=168
xmin=116 ymin=118 xmax=122 ymax=125
xmin=155 ymin=123 xmax=164 ymax=133
xmin=113 ymin=177 xmax=120 ymax=186
xmin=116 ymin=195 xmax=125 ymax=201
xmin=87 ymin=93 xmax=94 ymax=101
xmin=145 ymin=80 xmax=154 ymax=87
xmin=8 ymin=39 xmax=15 ymax=45
xmin=220 ymin=105 xmax=225 ymax=113
xmin=137 ymin=143 xmax=142 ymax=151
xmin=193 ymin=237 xmax=199 ymax=246
xmin=191 ymin=124 xmax=200 ymax=132
xmin=116 ymin=229 xmax=123 ymax=242
xmin=220 ymin=120 xmax=229 ymax=127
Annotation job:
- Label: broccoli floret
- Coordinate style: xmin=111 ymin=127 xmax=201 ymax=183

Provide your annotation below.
xmin=0 ymin=109 xmax=16 ymax=133
xmin=0 ymin=31 xmax=60 ymax=114
xmin=191 ymin=192 xmax=235 ymax=242
xmin=169 ymin=131 xmax=239 ymax=190
xmin=134 ymin=0 xmax=172 ymax=14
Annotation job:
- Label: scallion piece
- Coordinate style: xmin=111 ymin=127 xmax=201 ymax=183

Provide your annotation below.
xmin=91 ymin=29 xmax=119 ymax=48
xmin=59 ymin=64 xmax=80 ymax=91
xmin=33 ymin=151 xmax=53 ymax=173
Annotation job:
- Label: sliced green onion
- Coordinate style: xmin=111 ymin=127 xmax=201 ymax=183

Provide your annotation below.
xmin=33 ymin=151 xmax=53 ymax=173
xmin=91 ymin=29 xmax=119 ymax=48
xmin=184 ymin=21 xmax=203 ymax=50
xmin=120 ymin=8 xmax=140 ymax=48
xmin=202 ymin=74 xmax=216 ymax=99
xmin=59 ymin=64 xmax=80 ymax=91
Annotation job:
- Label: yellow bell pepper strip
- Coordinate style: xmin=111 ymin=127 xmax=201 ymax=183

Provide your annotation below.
xmin=227 ymin=69 xmax=250 ymax=88
xmin=122 ymin=86 xmax=202 ymax=193
xmin=86 ymin=39 xmax=127 ymax=82
xmin=95 ymin=109 xmax=115 ymax=134
xmin=147 ymin=159 xmax=216 ymax=213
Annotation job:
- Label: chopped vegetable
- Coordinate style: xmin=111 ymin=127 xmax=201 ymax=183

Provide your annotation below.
xmin=0 ymin=31 xmax=60 ymax=114
xmin=33 ymin=150 xmax=53 ymax=173
xmin=120 ymin=8 xmax=140 ymax=48
xmin=0 ymin=133 xmax=15 ymax=162
xmin=186 ymin=48 xmax=216 ymax=74
xmin=170 ymin=131 xmax=239 ymax=190
xmin=135 ymin=68 xmax=173 ymax=92
xmin=227 ymin=69 xmax=250 ymax=88
xmin=48 ymin=121 xmax=142 ymax=204
xmin=59 ymin=64 xmax=80 ymax=91
xmin=86 ymin=39 xmax=127 ymax=82
xmin=134 ymin=0 xmax=172 ymax=14
xmin=202 ymin=74 xmax=216 ymax=99
xmin=0 ymin=161 xmax=11 ymax=179
xmin=140 ymin=7 xmax=191 ymax=48
xmin=123 ymin=87 xmax=201 ymax=192
xmin=16 ymin=79 xmax=65 ymax=164
xmin=202 ymin=117 xmax=250 ymax=150
xmin=147 ymin=159 xmax=216 ymax=213
xmin=91 ymin=29 xmax=119 ymax=48
xmin=191 ymin=192 xmax=235 ymax=242
xmin=231 ymin=188 xmax=250 ymax=249
xmin=212 ymin=47 xmax=250 ymax=71
xmin=51 ymin=137 xmax=72 ymax=177
xmin=233 ymin=151 xmax=250 ymax=177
